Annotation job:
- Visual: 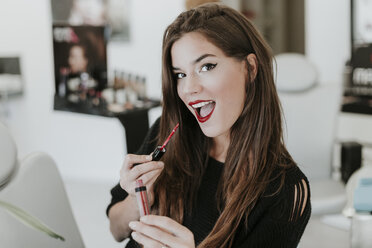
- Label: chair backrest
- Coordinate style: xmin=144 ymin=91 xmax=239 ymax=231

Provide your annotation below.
xmin=274 ymin=53 xmax=318 ymax=93
xmin=275 ymin=53 xmax=342 ymax=181
xmin=0 ymin=123 xmax=85 ymax=247
xmin=0 ymin=122 xmax=17 ymax=189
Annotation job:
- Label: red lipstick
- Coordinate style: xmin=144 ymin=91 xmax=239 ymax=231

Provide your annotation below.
xmin=133 ymin=123 xmax=179 ymax=215
xmin=188 ymin=100 xmax=215 ymax=123
xmin=135 ymin=179 xmax=150 ymax=216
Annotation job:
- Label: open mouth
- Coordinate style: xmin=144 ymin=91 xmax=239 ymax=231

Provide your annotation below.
xmin=189 ymin=100 xmax=216 ymax=123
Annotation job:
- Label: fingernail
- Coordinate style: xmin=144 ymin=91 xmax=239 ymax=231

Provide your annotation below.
xmin=131 ymin=232 xmax=138 ymax=239
xmin=146 ymin=155 xmax=152 ymax=160
xmin=140 ymin=216 xmax=148 ymax=222
xmin=129 ymin=221 xmax=136 ymax=229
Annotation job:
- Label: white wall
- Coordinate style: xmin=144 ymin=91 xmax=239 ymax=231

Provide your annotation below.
xmin=305 ymin=0 xmax=350 ymax=85
xmin=108 ymin=0 xmax=184 ymax=99
xmin=305 ymin=0 xmax=372 ymax=167
xmin=0 ymin=0 xmax=183 ymax=182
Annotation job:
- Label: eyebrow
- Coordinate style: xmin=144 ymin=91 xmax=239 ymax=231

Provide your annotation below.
xmin=172 ymin=53 xmax=216 ymax=71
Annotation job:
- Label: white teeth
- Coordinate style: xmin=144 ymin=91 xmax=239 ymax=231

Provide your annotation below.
xmin=191 ymin=101 xmax=214 ymax=109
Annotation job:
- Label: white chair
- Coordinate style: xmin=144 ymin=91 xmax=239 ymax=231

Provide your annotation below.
xmin=343 ymin=165 xmax=372 ymax=217
xmin=0 ymin=121 xmax=85 ymax=247
xmin=275 ymin=53 xmax=346 ymax=215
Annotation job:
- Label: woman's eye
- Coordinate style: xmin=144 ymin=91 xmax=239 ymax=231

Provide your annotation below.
xmin=175 ymin=72 xmax=186 ymax=79
xmin=200 ymin=63 xmax=217 ymax=72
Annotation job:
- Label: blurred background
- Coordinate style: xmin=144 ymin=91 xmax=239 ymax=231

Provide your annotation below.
xmin=1 ymin=0 xmax=372 ymax=247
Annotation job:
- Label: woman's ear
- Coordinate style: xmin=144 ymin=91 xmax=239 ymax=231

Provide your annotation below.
xmin=246 ymin=53 xmax=258 ymax=82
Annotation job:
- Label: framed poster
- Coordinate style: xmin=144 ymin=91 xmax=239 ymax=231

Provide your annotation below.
xmin=51 ymin=0 xmax=130 ymax=41
xmin=341 ymin=0 xmax=372 ymax=115
xmin=0 ymin=57 xmax=23 ymax=97
xmin=53 ymin=24 xmax=109 ymax=114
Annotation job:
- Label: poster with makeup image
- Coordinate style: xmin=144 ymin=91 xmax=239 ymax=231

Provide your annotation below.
xmin=52 ymin=24 xmax=109 ymax=115
xmin=50 ymin=0 xmax=130 ymax=41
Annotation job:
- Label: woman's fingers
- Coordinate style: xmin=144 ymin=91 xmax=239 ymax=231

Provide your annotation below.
xmin=124 ymin=154 xmax=152 ymax=170
xmin=129 ymin=216 xmax=195 ymax=248
xmin=129 ymin=161 xmax=164 ymax=181
xmin=139 ymin=169 xmax=163 ymax=206
xmin=139 ymin=166 xmax=164 ymax=185
xmin=120 ymin=154 xmax=152 ymax=181
xmin=140 ymin=215 xmax=193 ymax=240
xmin=131 ymin=231 xmax=166 ymax=248
xmin=130 ymin=221 xmax=179 ymax=248
xmin=119 ymin=153 xmax=164 ymax=194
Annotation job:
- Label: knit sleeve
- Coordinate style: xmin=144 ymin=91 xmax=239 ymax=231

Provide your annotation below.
xmin=233 ymin=167 xmax=311 ymax=248
xmin=106 ymin=117 xmax=161 ymax=216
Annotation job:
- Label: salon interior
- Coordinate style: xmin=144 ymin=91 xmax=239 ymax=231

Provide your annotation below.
xmin=1 ymin=0 xmax=372 ymax=247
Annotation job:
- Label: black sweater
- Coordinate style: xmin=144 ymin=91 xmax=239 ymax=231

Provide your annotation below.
xmin=107 ymin=118 xmax=311 ymax=248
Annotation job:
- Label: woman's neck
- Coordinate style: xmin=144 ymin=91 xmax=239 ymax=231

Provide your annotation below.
xmin=209 ymin=133 xmax=230 ymax=163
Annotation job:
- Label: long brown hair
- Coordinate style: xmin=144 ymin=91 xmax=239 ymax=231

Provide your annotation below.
xmin=153 ymin=3 xmax=294 ymax=247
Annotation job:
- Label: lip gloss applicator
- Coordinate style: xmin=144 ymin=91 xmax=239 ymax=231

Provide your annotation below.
xmin=133 ymin=123 xmax=179 ymax=167
xmin=151 ymin=122 xmax=179 ymax=161
xmin=134 ymin=123 xmax=179 ymax=216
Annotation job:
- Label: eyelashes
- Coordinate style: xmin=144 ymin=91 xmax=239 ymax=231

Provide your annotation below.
xmin=173 ymin=63 xmax=218 ymax=80
xmin=175 ymin=72 xmax=186 ymax=79
xmin=200 ymin=63 xmax=217 ymax=72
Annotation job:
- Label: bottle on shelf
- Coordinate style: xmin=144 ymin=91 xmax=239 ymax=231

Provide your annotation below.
xmin=58 ymin=67 xmax=69 ymax=97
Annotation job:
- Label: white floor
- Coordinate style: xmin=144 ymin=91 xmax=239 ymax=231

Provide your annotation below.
xmin=300 ymin=216 xmax=349 ymax=248
xmin=64 ymin=178 xmax=127 ymax=248
xmin=64 ymin=178 xmax=349 ymax=248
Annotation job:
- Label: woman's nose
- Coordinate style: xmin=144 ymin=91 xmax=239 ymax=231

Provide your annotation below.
xmin=181 ymin=74 xmax=202 ymax=95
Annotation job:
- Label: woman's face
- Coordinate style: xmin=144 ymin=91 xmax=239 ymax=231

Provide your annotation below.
xmin=68 ymin=45 xmax=88 ymax=74
xmin=172 ymin=32 xmax=247 ymax=139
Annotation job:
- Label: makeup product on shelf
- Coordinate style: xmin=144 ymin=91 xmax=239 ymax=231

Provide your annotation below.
xmin=58 ymin=67 xmax=68 ymax=97
xmin=135 ymin=179 xmax=150 ymax=217
xmin=113 ymin=70 xmax=120 ymax=104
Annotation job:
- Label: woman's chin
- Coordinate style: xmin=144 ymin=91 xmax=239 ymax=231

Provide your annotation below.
xmin=199 ymin=125 xmax=220 ymax=138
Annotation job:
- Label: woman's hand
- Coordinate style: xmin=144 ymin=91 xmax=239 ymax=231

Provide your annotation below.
xmin=120 ymin=154 xmax=164 ymax=206
xmin=129 ymin=215 xmax=195 ymax=248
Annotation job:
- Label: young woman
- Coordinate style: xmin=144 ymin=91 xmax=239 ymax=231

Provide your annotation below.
xmin=107 ymin=3 xmax=311 ymax=248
